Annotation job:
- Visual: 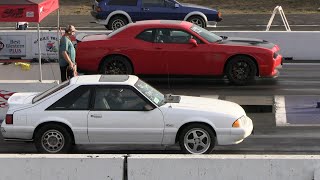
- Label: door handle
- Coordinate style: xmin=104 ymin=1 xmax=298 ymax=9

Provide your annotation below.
xmin=90 ymin=114 xmax=102 ymax=118
xmin=141 ymin=7 xmax=149 ymax=11
xmin=155 ymin=47 xmax=163 ymax=50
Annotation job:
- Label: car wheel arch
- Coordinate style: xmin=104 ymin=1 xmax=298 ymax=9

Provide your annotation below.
xmin=175 ymin=121 xmax=216 ymax=143
xmin=224 ymin=54 xmax=259 ymax=76
xmin=106 ymin=11 xmax=133 ymax=24
xmin=184 ymin=12 xmax=208 ymax=23
xmin=99 ymin=54 xmax=134 ymax=74
xmin=33 ymin=121 xmax=75 ymax=144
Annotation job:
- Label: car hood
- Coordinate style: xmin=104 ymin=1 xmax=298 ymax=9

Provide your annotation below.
xmin=219 ymin=37 xmax=275 ymax=49
xmin=165 ymin=95 xmax=246 ymax=117
xmin=180 ymin=3 xmax=215 ymax=11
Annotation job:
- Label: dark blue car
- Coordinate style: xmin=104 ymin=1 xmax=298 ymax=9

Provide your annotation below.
xmin=91 ymin=0 xmax=222 ymax=30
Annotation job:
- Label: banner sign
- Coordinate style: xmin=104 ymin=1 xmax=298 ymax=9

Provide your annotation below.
xmin=32 ymin=32 xmax=59 ymax=58
xmin=0 ymin=35 xmax=26 ymax=57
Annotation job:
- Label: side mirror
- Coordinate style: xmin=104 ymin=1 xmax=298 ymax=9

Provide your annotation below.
xmin=189 ymin=39 xmax=198 ymax=47
xmin=175 ymin=3 xmax=179 ymax=8
xmin=143 ymin=104 xmax=154 ymax=111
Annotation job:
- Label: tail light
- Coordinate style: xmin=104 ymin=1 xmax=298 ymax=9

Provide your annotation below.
xmin=5 ymin=114 xmax=13 ymax=124
xmin=218 ymin=12 xmax=222 ymax=18
xmin=96 ymin=7 xmax=102 ymax=12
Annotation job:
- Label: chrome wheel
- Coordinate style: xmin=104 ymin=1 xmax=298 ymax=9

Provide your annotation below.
xmin=112 ymin=19 xmax=126 ymax=30
xmin=184 ymin=128 xmax=210 ymax=154
xmin=41 ymin=130 xmax=65 ymax=153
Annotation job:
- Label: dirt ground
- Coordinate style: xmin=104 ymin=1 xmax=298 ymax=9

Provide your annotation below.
xmin=58 ymin=0 xmax=320 ymax=15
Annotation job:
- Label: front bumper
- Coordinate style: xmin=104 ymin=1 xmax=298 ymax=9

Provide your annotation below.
xmin=207 ymin=21 xmax=218 ymax=27
xmin=216 ymin=116 xmax=254 ymax=145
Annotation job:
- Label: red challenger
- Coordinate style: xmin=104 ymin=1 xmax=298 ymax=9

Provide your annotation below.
xmin=76 ymin=20 xmax=283 ymax=85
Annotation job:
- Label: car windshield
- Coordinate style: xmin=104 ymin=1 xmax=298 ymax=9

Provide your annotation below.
xmin=32 ymin=80 xmax=70 ymax=103
xmin=134 ymin=79 xmax=165 ymax=106
xmin=190 ymin=25 xmax=222 ymax=43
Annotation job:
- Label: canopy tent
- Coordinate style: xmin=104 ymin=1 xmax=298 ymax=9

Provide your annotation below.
xmin=0 ymin=0 xmax=60 ymax=82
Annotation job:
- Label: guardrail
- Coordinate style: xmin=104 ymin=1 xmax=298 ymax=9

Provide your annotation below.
xmin=0 ymin=30 xmax=320 ymax=61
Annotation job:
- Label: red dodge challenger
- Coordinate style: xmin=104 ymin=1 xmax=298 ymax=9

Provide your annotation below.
xmin=76 ymin=20 xmax=283 ymax=85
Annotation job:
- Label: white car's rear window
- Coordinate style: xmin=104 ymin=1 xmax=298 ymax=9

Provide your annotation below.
xmin=32 ymin=80 xmax=70 ymax=103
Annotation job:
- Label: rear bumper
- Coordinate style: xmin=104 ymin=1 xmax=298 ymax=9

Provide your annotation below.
xmin=1 ymin=124 xmax=34 ymax=140
xmin=91 ymin=10 xmax=98 ymax=18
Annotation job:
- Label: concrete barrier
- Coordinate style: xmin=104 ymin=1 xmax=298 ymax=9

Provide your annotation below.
xmin=128 ymin=154 xmax=320 ymax=180
xmin=0 ymin=154 xmax=124 ymax=180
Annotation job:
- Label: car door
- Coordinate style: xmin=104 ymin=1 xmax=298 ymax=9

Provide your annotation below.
xmin=139 ymin=0 xmax=181 ymax=20
xmin=153 ymin=28 xmax=215 ymax=75
xmin=107 ymin=0 xmax=140 ymax=20
xmin=133 ymin=28 xmax=169 ymax=74
xmin=87 ymin=85 xmax=165 ymax=144
xmin=46 ymin=85 xmax=92 ymax=143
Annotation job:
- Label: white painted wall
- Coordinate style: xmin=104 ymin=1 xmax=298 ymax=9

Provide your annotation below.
xmin=0 ymin=154 xmax=124 ymax=180
xmin=0 ymin=30 xmax=319 ymax=60
xmin=128 ymin=154 xmax=320 ymax=180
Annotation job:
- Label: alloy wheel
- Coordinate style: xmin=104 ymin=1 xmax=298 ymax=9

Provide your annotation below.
xmin=184 ymin=128 xmax=211 ymax=154
xmin=189 ymin=18 xmax=204 ymax=27
xmin=104 ymin=59 xmax=128 ymax=74
xmin=232 ymin=61 xmax=251 ymax=81
xmin=112 ymin=19 xmax=126 ymax=30
xmin=41 ymin=130 xmax=65 ymax=153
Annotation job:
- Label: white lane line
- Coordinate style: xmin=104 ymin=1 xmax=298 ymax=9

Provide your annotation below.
xmin=274 ymin=95 xmax=288 ymax=126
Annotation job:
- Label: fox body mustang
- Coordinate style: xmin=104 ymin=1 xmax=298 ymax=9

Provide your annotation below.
xmin=1 ymin=75 xmax=253 ymax=154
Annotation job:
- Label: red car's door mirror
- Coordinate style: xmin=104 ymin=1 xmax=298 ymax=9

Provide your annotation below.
xmin=189 ymin=38 xmax=198 ymax=47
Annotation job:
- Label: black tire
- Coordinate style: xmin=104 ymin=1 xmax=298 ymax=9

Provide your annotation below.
xmin=101 ymin=56 xmax=133 ymax=75
xmin=179 ymin=124 xmax=215 ymax=154
xmin=226 ymin=56 xmax=257 ymax=85
xmin=34 ymin=124 xmax=73 ymax=153
xmin=107 ymin=16 xmax=128 ymax=30
xmin=187 ymin=16 xmax=206 ymax=28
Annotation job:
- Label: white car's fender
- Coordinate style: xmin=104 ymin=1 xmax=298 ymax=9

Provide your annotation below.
xmin=162 ymin=116 xmax=218 ymax=145
xmin=183 ymin=11 xmax=208 ymax=23
xmin=35 ymin=117 xmax=73 ymax=131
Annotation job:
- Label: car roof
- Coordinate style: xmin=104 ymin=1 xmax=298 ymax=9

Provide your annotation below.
xmin=70 ymin=75 xmax=139 ymax=86
xmin=133 ymin=20 xmax=193 ymax=29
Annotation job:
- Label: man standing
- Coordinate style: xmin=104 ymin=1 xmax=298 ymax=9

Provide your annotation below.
xmin=59 ymin=25 xmax=77 ymax=82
